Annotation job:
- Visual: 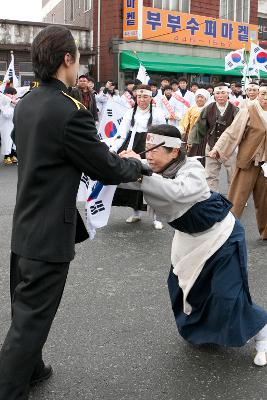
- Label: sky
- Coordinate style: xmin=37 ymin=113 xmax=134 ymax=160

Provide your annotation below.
xmin=1 ymin=0 xmax=42 ymax=22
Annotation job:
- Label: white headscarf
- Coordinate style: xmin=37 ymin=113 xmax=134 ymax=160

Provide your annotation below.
xmin=195 ymin=88 xmax=210 ymax=102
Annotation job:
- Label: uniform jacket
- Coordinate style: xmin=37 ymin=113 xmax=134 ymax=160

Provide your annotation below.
xmin=11 ymin=78 xmax=142 ymax=262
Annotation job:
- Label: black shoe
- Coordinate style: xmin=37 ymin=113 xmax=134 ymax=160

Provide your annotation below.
xmin=30 ymin=364 xmax=53 ymax=385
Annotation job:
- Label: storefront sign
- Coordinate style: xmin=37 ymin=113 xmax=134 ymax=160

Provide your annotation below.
xmin=142 ymin=7 xmax=258 ymax=50
xmin=259 ymin=17 xmax=267 ymax=49
xmin=123 ymin=0 xmax=139 ymax=40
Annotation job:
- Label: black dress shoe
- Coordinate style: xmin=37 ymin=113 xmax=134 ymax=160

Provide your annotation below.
xmin=30 ymin=364 xmax=53 ymax=385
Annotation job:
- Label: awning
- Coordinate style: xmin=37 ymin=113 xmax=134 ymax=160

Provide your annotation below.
xmin=120 ymin=50 xmax=267 ymax=77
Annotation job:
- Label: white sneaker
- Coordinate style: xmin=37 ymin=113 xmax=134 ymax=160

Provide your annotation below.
xmin=153 ymin=220 xmax=163 ymax=230
xmin=126 ymin=215 xmax=141 ymax=223
xmin=254 ymin=351 xmax=267 ymax=366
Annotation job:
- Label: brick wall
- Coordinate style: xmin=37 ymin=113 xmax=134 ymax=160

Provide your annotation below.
xmin=191 ymin=0 xmax=220 ymax=18
xmin=250 ymin=0 xmax=258 ymax=25
xmin=93 ymin=0 xmax=123 ymax=83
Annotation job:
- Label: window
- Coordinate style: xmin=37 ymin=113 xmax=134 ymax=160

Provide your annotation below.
xmin=70 ymin=0 xmax=74 ymax=21
xmin=84 ymin=0 xmax=91 ymax=12
xmin=0 ymin=61 xmax=7 ymax=71
xmin=152 ymin=0 xmax=190 ymax=12
xmin=19 ymin=62 xmax=33 ymax=73
xmin=220 ymin=0 xmax=250 ymax=23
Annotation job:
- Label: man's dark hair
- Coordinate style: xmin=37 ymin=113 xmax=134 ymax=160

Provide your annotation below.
xmin=191 ymin=82 xmax=199 ymax=87
xmin=4 ymin=86 xmax=17 ymax=95
xmin=235 ymin=82 xmax=242 ymax=88
xmin=32 ymin=25 xmax=77 ymax=82
xmin=149 ymin=80 xmax=158 ymax=87
xmin=214 ymin=82 xmax=229 ymax=88
xmin=79 ymin=74 xmax=89 ymax=80
xmin=206 ymin=84 xmax=214 ymax=89
xmin=171 ymin=79 xmax=179 ymax=85
xmin=178 ymin=76 xmax=188 ymax=84
xmin=125 ymin=79 xmax=135 ymax=85
xmin=161 ymin=76 xmax=170 ymax=82
xmin=163 ymin=85 xmax=172 ymax=92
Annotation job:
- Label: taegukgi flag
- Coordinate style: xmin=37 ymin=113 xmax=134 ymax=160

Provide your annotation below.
xmin=225 ymin=49 xmax=245 ymax=71
xmin=0 ymin=52 xmax=19 ymax=92
xmin=136 ymin=63 xmax=150 ymax=84
xmin=250 ymin=42 xmax=267 ymax=73
xmin=98 ymin=98 xmax=128 ymax=147
xmin=85 ymin=181 xmax=116 ymax=239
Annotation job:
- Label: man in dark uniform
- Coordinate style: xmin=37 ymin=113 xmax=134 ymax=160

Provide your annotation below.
xmin=0 ymin=25 xmax=148 ymax=400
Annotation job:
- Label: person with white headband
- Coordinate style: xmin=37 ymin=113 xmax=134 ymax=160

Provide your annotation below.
xmin=188 ymin=82 xmax=239 ymax=192
xmin=111 ymin=84 xmax=166 ymax=229
xmin=239 ymin=81 xmax=259 ymax=109
xmin=157 ymin=85 xmax=182 ymax=128
xmin=179 ymin=88 xmax=210 ymax=164
xmin=209 ymin=83 xmax=267 ymax=240
xmin=119 ymin=123 xmax=267 ymax=366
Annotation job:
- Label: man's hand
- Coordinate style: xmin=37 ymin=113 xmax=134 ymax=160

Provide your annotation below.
xmin=119 ymin=150 xmax=141 ymax=160
xmin=208 ymin=149 xmax=219 ymax=159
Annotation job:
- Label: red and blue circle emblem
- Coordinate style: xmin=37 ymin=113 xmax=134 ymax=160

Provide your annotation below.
xmin=256 ymin=52 xmax=267 ymax=64
xmin=231 ymin=53 xmax=241 ymax=63
xmin=104 ymin=121 xmax=117 ymax=138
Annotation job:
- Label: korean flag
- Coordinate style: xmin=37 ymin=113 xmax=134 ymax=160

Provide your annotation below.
xmin=225 ymin=49 xmax=245 ymax=71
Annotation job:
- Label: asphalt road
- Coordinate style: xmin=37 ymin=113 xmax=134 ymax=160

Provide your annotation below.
xmin=0 ymin=161 xmax=266 ymax=400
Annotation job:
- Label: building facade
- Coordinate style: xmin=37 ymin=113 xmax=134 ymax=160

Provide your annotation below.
xmin=42 ymin=0 xmax=92 ymax=28
xmin=103 ymin=0 xmax=259 ymax=89
xmin=42 ymin=0 xmax=264 ymax=89
xmin=258 ymin=0 xmax=267 ymax=48
xmin=0 ymin=19 xmax=93 ymax=87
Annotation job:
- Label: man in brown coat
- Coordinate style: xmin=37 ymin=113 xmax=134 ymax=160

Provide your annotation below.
xmin=209 ymin=84 xmax=267 ymax=240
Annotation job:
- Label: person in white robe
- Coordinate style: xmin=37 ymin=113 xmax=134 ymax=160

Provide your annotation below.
xmin=119 ymin=123 xmax=267 ymax=367
xmin=110 ymin=85 xmax=166 ymax=229
xmin=157 ymin=85 xmax=182 ymax=128
xmin=0 ymin=87 xmax=17 ymax=165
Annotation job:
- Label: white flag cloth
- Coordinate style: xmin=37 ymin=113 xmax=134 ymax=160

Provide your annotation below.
xmin=249 ymin=43 xmax=267 ymax=73
xmin=77 ymin=99 xmax=126 ymax=239
xmin=136 ymin=64 xmax=150 ymax=84
xmin=0 ymin=53 xmax=19 ymax=92
xmin=85 ymin=182 xmax=116 ymax=239
xmin=224 ymin=49 xmax=245 ymax=71
xmin=98 ymin=98 xmax=128 ymax=147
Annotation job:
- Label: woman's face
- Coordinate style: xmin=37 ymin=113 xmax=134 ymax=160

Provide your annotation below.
xmin=145 ymin=144 xmax=179 ymax=172
xmin=137 ymin=94 xmax=152 ymax=110
xmin=196 ymin=95 xmax=206 ymax=107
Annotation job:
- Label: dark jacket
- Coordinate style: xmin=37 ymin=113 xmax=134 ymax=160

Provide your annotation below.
xmin=11 ymin=79 xmax=142 ymax=262
xmin=70 ymin=86 xmax=98 ymax=121
xmin=189 ymin=102 xmax=239 ymax=147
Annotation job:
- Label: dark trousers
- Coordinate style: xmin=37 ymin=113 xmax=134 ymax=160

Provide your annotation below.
xmin=0 ymin=253 xmax=69 ymax=400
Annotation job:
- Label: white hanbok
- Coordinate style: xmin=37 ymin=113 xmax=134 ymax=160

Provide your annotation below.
xmin=0 ymin=98 xmax=15 ymax=155
xmin=172 ymin=89 xmax=195 ymax=119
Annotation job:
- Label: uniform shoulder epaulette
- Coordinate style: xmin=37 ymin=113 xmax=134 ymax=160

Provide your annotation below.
xmin=61 ymin=91 xmax=86 ymax=110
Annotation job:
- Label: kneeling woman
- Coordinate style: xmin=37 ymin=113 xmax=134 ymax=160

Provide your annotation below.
xmin=120 ymin=124 xmax=267 ymax=366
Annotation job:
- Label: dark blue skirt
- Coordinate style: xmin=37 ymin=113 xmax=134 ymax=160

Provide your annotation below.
xmin=168 ymin=219 xmax=267 ymax=347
